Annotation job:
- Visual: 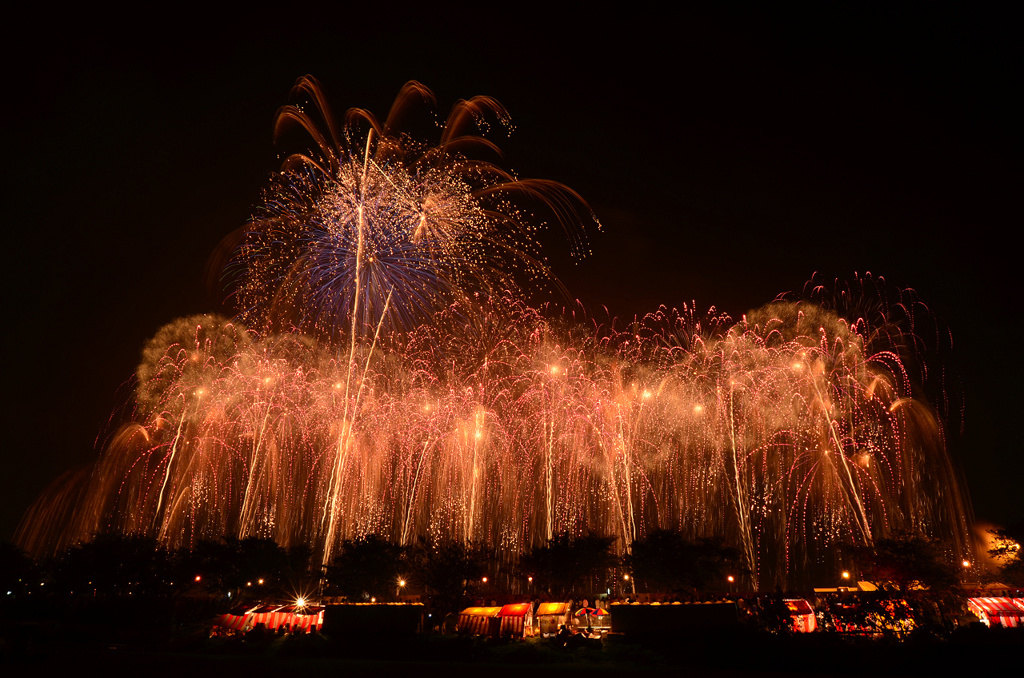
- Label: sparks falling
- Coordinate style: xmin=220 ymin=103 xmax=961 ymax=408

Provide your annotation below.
xmin=17 ymin=80 xmax=972 ymax=589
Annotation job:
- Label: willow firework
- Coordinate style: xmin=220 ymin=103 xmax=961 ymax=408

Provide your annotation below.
xmin=227 ymin=77 xmax=596 ymax=340
xmin=17 ymin=80 xmax=973 ymax=589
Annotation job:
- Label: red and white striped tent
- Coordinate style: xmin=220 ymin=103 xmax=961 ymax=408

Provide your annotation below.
xmin=497 ymin=602 xmax=532 ymax=638
xmin=457 ymin=606 xmax=502 ymax=636
xmin=215 ymin=603 xmax=325 ymax=633
xmin=784 ymin=598 xmax=818 ymax=633
xmin=967 ymin=597 xmax=1024 ymax=628
xmin=216 ymin=604 xmax=255 ymax=631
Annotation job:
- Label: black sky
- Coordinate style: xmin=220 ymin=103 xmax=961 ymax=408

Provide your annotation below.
xmin=3 ymin=6 xmax=1020 ymax=541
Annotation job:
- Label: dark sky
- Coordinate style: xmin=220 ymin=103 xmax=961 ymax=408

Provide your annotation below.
xmin=3 ymin=6 xmax=1020 ymax=541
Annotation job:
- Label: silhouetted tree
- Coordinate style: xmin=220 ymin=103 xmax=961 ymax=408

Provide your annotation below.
xmin=0 ymin=541 xmax=35 ymax=596
xmin=848 ymin=533 xmax=958 ymax=591
xmin=176 ymin=537 xmax=300 ymax=600
xmin=987 ymin=522 xmax=1024 ymax=587
xmin=409 ymin=537 xmax=486 ymax=615
xmin=54 ymin=534 xmax=173 ymax=596
xmin=626 ymin=530 xmax=745 ymax=597
xmin=325 ymin=534 xmax=406 ymax=601
xmin=519 ymin=532 xmax=616 ymax=598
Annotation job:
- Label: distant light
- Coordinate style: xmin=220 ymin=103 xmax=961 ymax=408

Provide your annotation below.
xmin=727 ymin=575 xmax=735 ymax=583
xmin=842 ymin=571 xmax=850 ymax=580
xmin=296 ymin=596 xmax=306 ymax=607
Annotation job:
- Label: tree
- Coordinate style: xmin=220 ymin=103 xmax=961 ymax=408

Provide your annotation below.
xmin=626 ymin=530 xmax=745 ymax=597
xmin=0 ymin=541 xmax=35 ymax=596
xmin=408 ymin=537 xmax=486 ymax=615
xmin=987 ymin=522 xmax=1024 ymax=587
xmin=849 ymin=533 xmax=958 ymax=591
xmin=519 ymin=532 xmax=617 ymax=598
xmin=179 ymin=537 xmax=296 ymax=600
xmin=53 ymin=534 xmax=174 ymax=597
xmin=324 ymin=534 xmax=406 ymax=601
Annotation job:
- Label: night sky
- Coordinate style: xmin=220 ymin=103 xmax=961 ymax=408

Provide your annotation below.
xmin=3 ymin=7 xmax=1020 ymax=542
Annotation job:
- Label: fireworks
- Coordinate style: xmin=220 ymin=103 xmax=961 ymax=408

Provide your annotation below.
xmin=228 ymin=76 xmax=597 ymax=340
xmin=16 ymin=80 xmax=973 ymax=589
xmin=21 ymin=288 xmax=972 ymax=588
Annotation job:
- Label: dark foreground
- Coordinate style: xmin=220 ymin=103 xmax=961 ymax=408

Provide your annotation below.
xmin=4 ymin=622 xmax=1023 ymax=677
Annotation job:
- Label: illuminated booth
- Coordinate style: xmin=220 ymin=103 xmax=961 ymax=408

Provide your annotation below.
xmin=574 ymin=606 xmax=611 ymax=634
xmin=536 ymin=601 xmax=572 ymax=636
xmin=967 ymin=597 xmax=1024 ymax=628
xmin=215 ymin=603 xmax=325 ymax=633
xmin=785 ymin=598 xmax=818 ymax=633
xmin=458 ymin=606 xmax=502 ymax=636
xmin=497 ymin=602 xmax=533 ymax=638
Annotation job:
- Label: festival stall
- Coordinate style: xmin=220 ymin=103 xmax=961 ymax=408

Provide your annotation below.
xmin=215 ymin=603 xmax=325 ymax=634
xmin=784 ymin=598 xmax=818 ymax=633
xmin=536 ymin=601 xmax=572 ymax=636
xmin=457 ymin=606 xmax=502 ymax=636
xmin=496 ymin=602 xmax=532 ymax=638
xmin=967 ymin=597 xmax=1024 ymax=628
xmin=573 ymin=606 xmax=611 ymax=634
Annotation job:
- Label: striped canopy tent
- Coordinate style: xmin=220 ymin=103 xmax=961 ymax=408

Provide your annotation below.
xmin=968 ymin=597 xmax=1024 ymax=628
xmin=496 ymin=602 xmax=532 ymax=638
xmin=458 ymin=606 xmax=502 ymax=636
xmin=784 ymin=599 xmax=818 ymax=633
xmin=215 ymin=603 xmax=325 ymax=633
xmin=216 ymin=603 xmax=256 ymax=631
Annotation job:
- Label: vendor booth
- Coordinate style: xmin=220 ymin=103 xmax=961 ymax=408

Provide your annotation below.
xmin=215 ymin=603 xmax=325 ymax=634
xmin=785 ymin=598 xmax=817 ymax=633
xmin=497 ymin=602 xmax=532 ymax=638
xmin=967 ymin=597 xmax=1024 ymax=628
xmin=458 ymin=606 xmax=502 ymax=636
xmin=536 ymin=601 xmax=571 ymax=637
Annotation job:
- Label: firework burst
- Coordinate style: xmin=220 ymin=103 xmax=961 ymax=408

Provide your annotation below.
xmin=16 ymin=76 xmax=973 ymax=591
xmin=227 ymin=77 xmax=597 ymax=341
